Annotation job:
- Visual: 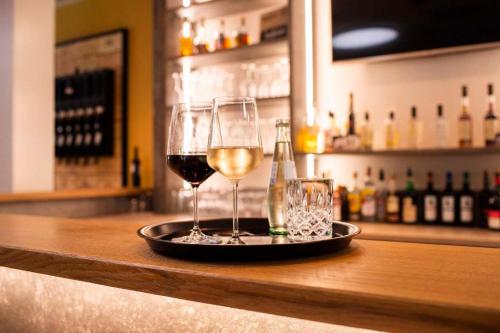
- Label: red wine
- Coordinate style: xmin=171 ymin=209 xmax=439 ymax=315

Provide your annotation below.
xmin=167 ymin=154 xmax=215 ymax=186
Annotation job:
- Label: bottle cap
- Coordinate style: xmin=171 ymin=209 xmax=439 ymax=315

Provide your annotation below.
xmin=407 ymin=168 xmax=413 ymax=177
xmin=364 ymin=112 xmax=369 ymax=121
xmin=462 ymin=85 xmax=468 ymax=97
xmin=389 ymin=111 xmax=395 ymax=119
xmin=488 ymin=83 xmax=494 ymax=95
xmin=437 ymin=104 xmax=443 ymax=117
xmin=379 ymin=169 xmax=385 ymax=181
xmin=411 ymin=106 xmax=417 ymax=118
xmin=275 ymin=118 xmax=290 ymax=127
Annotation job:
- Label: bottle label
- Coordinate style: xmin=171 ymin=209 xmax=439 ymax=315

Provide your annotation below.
xmin=458 ymin=121 xmax=472 ymax=141
xmin=361 ymin=198 xmax=375 ymax=217
xmin=348 ymin=193 xmax=361 ymax=213
xmin=424 ymin=195 xmax=437 ymax=221
xmin=402 ymin=197 xmax=417 ymax=223
xmin=487 ymin=210 xmax=500 ymax=229
xmin=484 ymin=120 xmax=497 ymax=141
xmin=460 ymin=196 xmax=473 ymax=223
xmin=269 ymin=161 xmax=296 ymax=185
xmin=387 ymin=195 xmax=399 ymax=213
xmin=441 ymin=196 xmax=455 ymax=223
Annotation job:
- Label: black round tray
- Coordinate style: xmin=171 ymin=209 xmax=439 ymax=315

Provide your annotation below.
xmin=138 ymin=218 xmax=360 ymax=261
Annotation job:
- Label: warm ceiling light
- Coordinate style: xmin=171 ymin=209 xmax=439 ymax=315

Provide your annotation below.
xmin=333 ymin=27 xmax=398 ymax=50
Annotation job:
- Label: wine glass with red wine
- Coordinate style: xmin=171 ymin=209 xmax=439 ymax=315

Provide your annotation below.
xmin=167 ymin=102 xmax=221 ymax=244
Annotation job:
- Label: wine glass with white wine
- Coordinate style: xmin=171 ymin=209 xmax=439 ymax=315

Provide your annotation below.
xmin=207 ymin=97 xmax=264 ymax=244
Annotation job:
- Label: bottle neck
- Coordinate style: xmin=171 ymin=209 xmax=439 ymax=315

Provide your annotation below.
xmin=461 ymin=96 xmax=470 ymax=114
xmin=488 ymin=95 xmax=496 ymax=114
xmin=276 ymin=125 xmax=291 ymax=142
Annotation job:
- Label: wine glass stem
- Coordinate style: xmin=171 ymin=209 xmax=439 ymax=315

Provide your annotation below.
xmin=232 ymin=181 xmax=239 ymax=239
xmin=192 ymin=185 xmax=200 ymax=232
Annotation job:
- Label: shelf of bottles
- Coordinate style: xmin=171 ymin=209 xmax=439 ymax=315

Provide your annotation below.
xmin=296 ymin=85 xmax=500 ymax=155
xmin=55 ymin=70 xmax=114 ymax=159
xmin=333 ymin=167 xmax=500 ymax=231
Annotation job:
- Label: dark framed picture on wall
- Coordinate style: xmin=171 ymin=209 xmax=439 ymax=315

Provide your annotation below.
xmin=54 ymin=29 xmax=129 ymax=189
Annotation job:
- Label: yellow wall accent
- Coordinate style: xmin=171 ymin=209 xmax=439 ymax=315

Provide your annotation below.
xmin=56 ymin=0 xmax=153 ymax=188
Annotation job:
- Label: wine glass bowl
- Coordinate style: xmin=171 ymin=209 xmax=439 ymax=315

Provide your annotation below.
xmin=207 ymin=97 xmax=263 ymax=244
xmin=166 ymin=102 xmax=221 ymax=244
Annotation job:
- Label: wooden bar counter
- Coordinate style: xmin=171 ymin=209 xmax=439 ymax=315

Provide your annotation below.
xmin=0 ymin=213 xmax=499 ymax=332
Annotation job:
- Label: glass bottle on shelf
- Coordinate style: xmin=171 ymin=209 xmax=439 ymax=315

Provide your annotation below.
xmin=215 ymin=19 xmax=227 ymax=50
xmin=375 ymin=169 xmax=388 ymax=222
xmin=236 ymin=16 xmax=250 ymax=47
xmin=408 ymin=106 xmax=422 ymax=149
xmin=401 ymin=168 xmax=418 ymax=223
xmin=193 ymin=18 xmax=208 ymax=54
xmin=386 ymin=174 xmax=400 ymax=223
xmin=385 ymin=110 xmax=399 ymax=149
xmin=435 ymin=104 xmax=448 ymax=148
xmin=296 ymin=112 xmax=325 ymax=154
xmin=325 ymin=111 xmax=340 ymax=152
xmin=478 ymin=171 xmax=491 ymax=228
xmin=267 ymin=119 xmax=297 ymax=235
xmin=348 ymin=171 xmax=361 ymax=221
xmin=179 ymin=17 xmax=193 ymax=56
xmin=484 ymin=83 xmax=498 ymax=147
xmin=361 ymin=167 xmax=376 ymax=222
xmin=346 ymin=92 xmax=356 ymax=136
xmin=458 ymin=171 xmax=474 ymax=226
xmin=441 ymin=171 xmax=457 ymax=225
xmin=360 ymin=111 xmax=373 ymax=150
xmin=487 ymin=172 xmax=500 ymax=230
xmin=458 ymin=85 xmax=473 ymax=148
xmin=421 ymin=171 xmax=438 ymax=224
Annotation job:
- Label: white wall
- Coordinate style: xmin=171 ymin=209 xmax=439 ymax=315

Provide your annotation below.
xmin=0 ymin=0 xmax=55 ymax=193
xmin=313 ymin=0 xmax=500 ymax=190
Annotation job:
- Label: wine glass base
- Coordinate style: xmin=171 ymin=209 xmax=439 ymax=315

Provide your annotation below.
xmin=177 ymin=229 xmax=222 ymax=245
xmin=227 ymin=236 xmax=245 ymax=245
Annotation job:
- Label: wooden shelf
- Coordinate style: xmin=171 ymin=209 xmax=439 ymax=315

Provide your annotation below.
xmin=166 ymin=0 xmax=287 ymax=21
xmin=0 ymin=188 xmax=152 ymax=203
xmin=167 ymin=38 xmax=288 ymax=67
xmin=297 ymin=146 xmax=500 ymax=157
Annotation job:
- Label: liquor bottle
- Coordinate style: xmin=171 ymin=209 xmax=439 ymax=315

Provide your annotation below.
xmin=179 ymin=17 xmax=193 ymax=56
xmin=435 ymin=104 xmax=448 ymax=148
xmin=477 ymin=171 xmax=491 ymax=228
xmin=361 ymin=167 xmax=376 ymax=221
xmin=375 ymin=169 xmax=388 ymax=221
xmin=193 ymin=18 xmax=208 ymax=54
xmin=441 ymin=171 xmax=457 ymax=224
xmin=401 ymin=168 xmax=418 ymax=223
xmin=487 ymin=172 xmax=500 ymax=230
xmin=296 ymin=113 xmax=324 ymax=154
xmin=348 ymin=171 xmax=361 ymax=221
xmin=385 ymin=110 xmax=399 ymax=149
xmin=267 ymin=119 xmax=297 ymax=235
xmin=333 ymin=186 xmax=342 ymax=221
xmin=458 ymin=85 xmax=473 ymax=148
xmin=236 ymin=17 xmax=250 ymax=47
xmin=360 ymin=111 xmax=374 ymax=150
xmin=421 ymin=171 xmax=439 ymax=224
xmin=215 ymin=20 xmax=226 ymax=50
xmin=131 ymin=147 xmax=141 ymax=187
xmin=484 ymin=83 xmax=498 ymax=147
xmin=458 ymin=171 xmax=474 ymax=226
xmin=346 ymin=93 xmax=356 ymax=136
xmin=386 ymin=174 xmax=400 ymax=223
xmin=337 ymin=186 xmax=348 ymax=222
xmin=408 ymin=106 xmax=422 ymax=149
xmin=324 ymin=111 xmax=340 ymax=152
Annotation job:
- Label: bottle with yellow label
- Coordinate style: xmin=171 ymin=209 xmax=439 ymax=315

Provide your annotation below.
xmin=296 ymin=113 xmax=325 ymax=154
xmin=348 ymin=171 xmax=361 ymax=221
xmin=361 ymin=167 xmax=376 ymax=221
xmin=484 ymin=83 xmax=498 ymax=147
xmin=458 ymin=85 xmax=473 ymax=148
xmin=386 ymin=174 xmax=400 ymax=223
xmin=385 ymin=110 xmax=399 ymax=149
xmin=179 ymin=17 xmax=193 ymax=56
xmin=401 ymin=168 xmax=418 ymax=223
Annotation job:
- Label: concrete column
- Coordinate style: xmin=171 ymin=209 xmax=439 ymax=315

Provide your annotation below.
xmin=0 ymin=0 xmax=55 ymax=193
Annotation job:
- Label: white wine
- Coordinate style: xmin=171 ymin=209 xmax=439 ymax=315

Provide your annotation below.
xmin=267 ymin=119 xmax=296 ymax=235
xmin=207 ymin=146 xmax=263 ymax=181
